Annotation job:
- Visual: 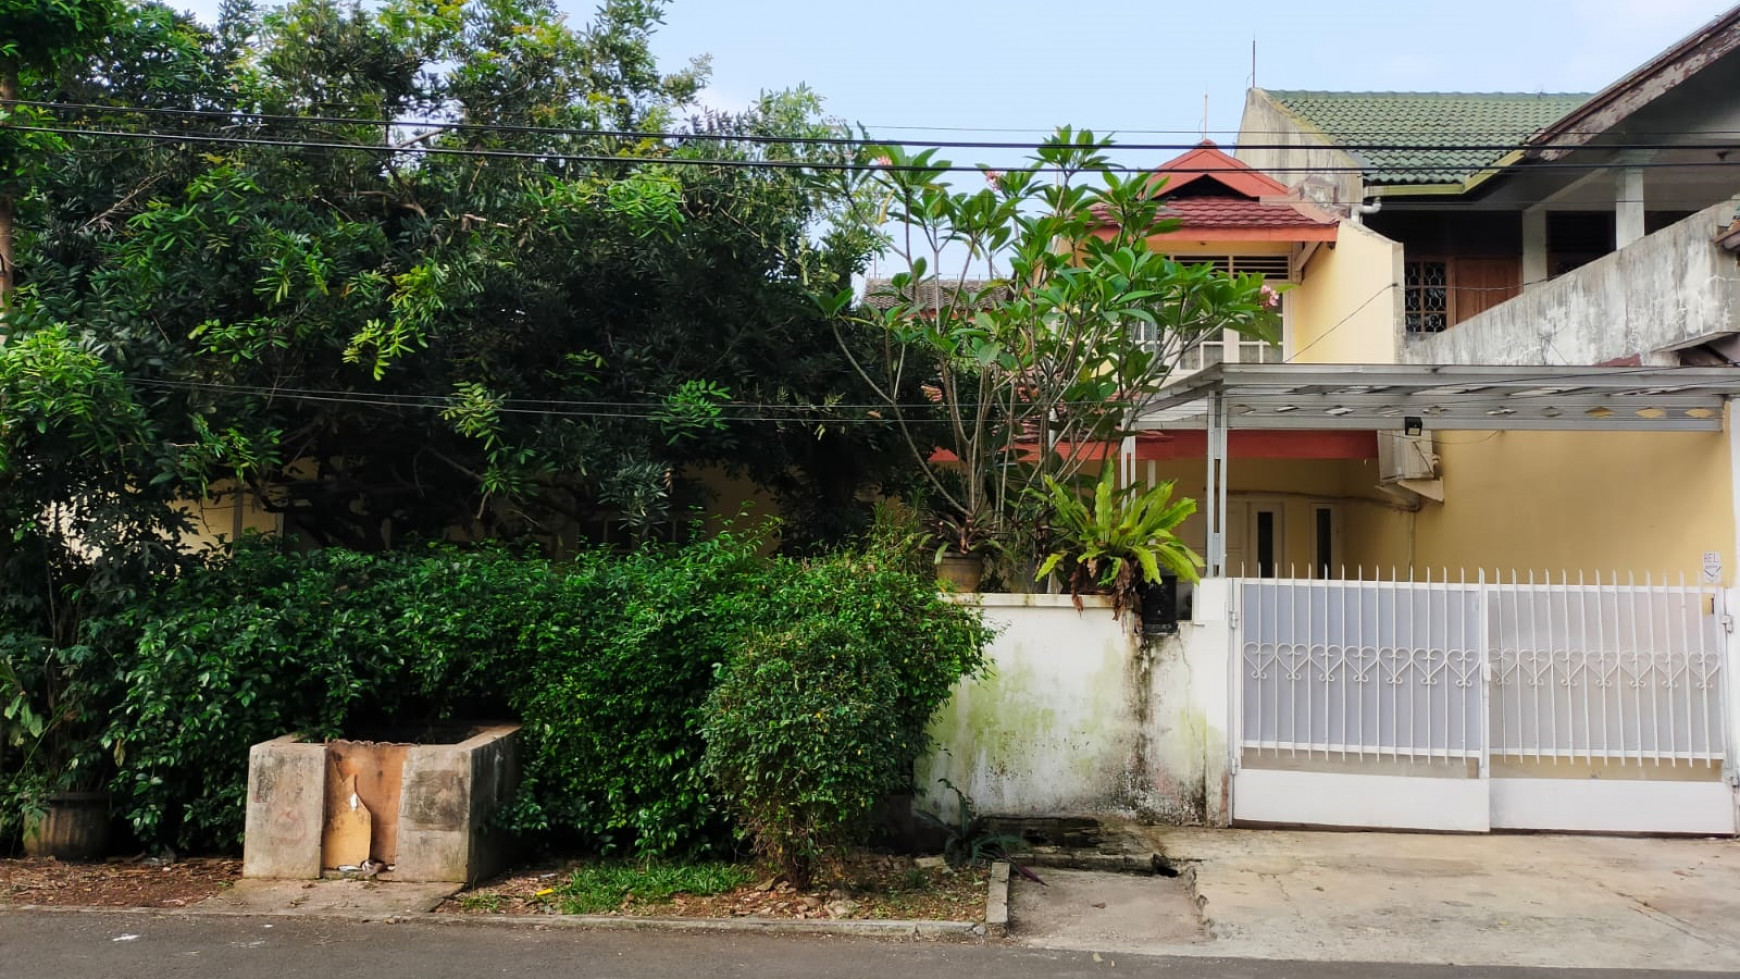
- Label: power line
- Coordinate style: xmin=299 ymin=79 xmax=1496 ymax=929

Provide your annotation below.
xmin=21 ymin=122 xmax=1740 ymax=177
xmin=23 ymin=98 xmax=1740 ymax=156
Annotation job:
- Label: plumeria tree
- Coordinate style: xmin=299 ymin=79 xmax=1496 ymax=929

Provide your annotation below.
xmin=823 ymin=130 xmax=1279 ymax=572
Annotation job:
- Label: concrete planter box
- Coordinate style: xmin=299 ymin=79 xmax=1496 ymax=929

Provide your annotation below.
xmin=242 ymin=724 xmax=519 ymax=885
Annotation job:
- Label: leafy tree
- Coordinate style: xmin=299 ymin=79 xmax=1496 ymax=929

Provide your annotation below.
xmin=0 ymin=0 xmax=122 ymax=299
xmin=18 ymin=0 xmax=914 ymax=556
xmin=823 ymin=133 xmax=1278 ymax=566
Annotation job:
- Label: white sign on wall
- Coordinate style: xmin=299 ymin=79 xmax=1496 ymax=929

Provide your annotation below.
xmin=1702 ymin=551 xmax=1722 ymax=584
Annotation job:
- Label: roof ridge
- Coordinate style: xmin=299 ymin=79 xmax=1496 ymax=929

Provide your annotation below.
xmin=1264 ymin=89 xmax=1591 ymax=99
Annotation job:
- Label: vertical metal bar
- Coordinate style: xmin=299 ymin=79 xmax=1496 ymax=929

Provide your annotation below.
xmin=1681 ymin=573 xmax=1694 ymax=765
xmin=1667 ymin=573 xmax=1680 ymax=767
xmin=1216 ymin=395 xmax=1229 ymax=579
xmin=1695 ymin=582 xmax=1713 ymax=768
xmin=1340 ymin=567 xmax=1349 ymax=761
xmin=1288 ymin=577 xmax=1298 ymax=759
xmin=1205 ymin=392 xmax=1223 ymax=578
xmin=1389 ymin=566 xmax=1398 ymax=763
xmin=1528 ymin=569 xmax=1541 ymax=764
xmin=1478 ymin=568 xmax=1491 ymax=778
xmin=1646 ymin=572 xmax=1662 ymax=766
xmin=1549 ymin=569 xmax=1562 ymax=765
xmin=1306 ymin=573 xmax=1316 ymax=757
xmin=1717 ymin=588 xmax=1734 ymax=784
xmin=1595 ymin=571 xmax=1611 ymax=766
xmin=1230 ymin=579 xmax=1244 ymax=784
xmin=1579 ymin=571 xmax=1591 ymax=765
xmin=1273 ymin=577 xmax=1287 ymax=761
xmin=1426 ymin=567 xmax=1436 ymax=761
xmin=1629 ymin=571 xmax=1642 ymax=767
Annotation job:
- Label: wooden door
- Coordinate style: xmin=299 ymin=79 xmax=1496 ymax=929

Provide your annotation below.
xmin=1453 ymin=258 xmax=1521 ymax=323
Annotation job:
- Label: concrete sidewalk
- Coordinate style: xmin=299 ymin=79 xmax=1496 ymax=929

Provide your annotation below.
xmin=1024 ymin=826 xmax=1740 ymax=972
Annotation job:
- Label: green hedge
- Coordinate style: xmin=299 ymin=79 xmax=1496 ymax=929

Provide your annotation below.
xmin=93 ymin=530 xmax=988 ymax=856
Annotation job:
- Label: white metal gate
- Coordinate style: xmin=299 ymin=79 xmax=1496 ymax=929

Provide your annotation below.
xmin=1230 ymin=574 xmax=1737 ymax=834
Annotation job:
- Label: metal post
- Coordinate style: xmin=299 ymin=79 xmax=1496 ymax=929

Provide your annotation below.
xmin=1477 ymin=568 xmax=1492 ymax=780
xmin=1206 ymin=392 xmax=1228 ymax=578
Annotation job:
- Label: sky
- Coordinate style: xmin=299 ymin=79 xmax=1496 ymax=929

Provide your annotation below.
xmin=162 ymin=0 xmax=1737 ymax=156
xmin=642 ymin=0 xmax=1732 ymax=145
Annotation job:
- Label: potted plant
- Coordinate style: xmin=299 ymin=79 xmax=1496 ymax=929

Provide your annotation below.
xmin=1034 ymin=465 xmax=1202 ymax=619
xmin=930 ymin=509 xmax=998 ymax=592
xmin=3 ymin=637 xmax=117 ymax=861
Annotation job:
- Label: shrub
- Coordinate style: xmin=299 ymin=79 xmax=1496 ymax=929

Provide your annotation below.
xmin=498 ymin=532 xmax=774 ymax=856
xmin=702 ymin=555 xmax=989 ymax=887
xmin=96 ymin=527 xmax=989 ymax=858
xmin=105 ymin=544 xmax=530 ymax=850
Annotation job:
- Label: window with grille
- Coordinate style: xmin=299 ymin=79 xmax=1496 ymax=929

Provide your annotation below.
xmin=1405 ymin=260 xmax=1450 ymax=335
xmin=1165 ymin=254 xmax=1293 ymax=280
xmin=1145 ymin=255 xmax=1289 ymax=379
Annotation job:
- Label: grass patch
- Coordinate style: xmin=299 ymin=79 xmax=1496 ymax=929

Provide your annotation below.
xmin=553 ymin=862 xmax=754 ymax=915
xmin=458 ymin=893 xmax=504 ymax=913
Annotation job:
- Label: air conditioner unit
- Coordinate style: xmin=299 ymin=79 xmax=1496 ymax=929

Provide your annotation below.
xmin=1377 ymin=432 xmax=1439 ymax=482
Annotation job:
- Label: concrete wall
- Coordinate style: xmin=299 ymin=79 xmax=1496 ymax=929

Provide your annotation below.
xmin=1289 ymin=222 xmax=1406 ymax=364
xmin=918 ymin=590 xmax=1234 ymax=827
xmin=1404 ymin=200 xmax=1740 ymax=366
xmin=244 ymin=726 xmax=520 ymax=885
xmin=1234 ymin=90 xmax=1366 ymax=211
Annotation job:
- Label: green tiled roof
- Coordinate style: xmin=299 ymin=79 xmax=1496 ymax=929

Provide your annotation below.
xmin=1263 ymin=90 xmax=1591 ymax=186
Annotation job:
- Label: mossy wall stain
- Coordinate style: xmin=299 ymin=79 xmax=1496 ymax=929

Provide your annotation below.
xmin=918 ymin=600 xmax=1239 ymax=826
xmin=919 ymin=605 xmax=1189 ymax=820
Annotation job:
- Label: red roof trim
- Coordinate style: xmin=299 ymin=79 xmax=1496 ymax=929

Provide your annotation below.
xmin=1147 ymin=141 xmax=1293 ymax=200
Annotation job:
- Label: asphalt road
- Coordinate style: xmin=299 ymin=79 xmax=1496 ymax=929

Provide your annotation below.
xmin=0 ymin=912 xmax=1719 ymax=979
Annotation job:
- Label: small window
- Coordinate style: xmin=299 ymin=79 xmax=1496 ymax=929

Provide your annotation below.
xmin=1255 ymin=510 xmax=1277 ymax=578
xmin=1405 ymin=260 xmax=1450 ymax=334
xmin=1179 ymin=339 xmax=1225 ymax=371
xmin=1314 ymin=507 xmax=1334 ymax=579
xmin=1235 ymin=338 xmax=1282 ymax=364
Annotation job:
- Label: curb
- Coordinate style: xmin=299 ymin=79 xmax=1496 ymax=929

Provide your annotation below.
xmin=7 ymin=866 xmax=1008 ymax=942
xmin=3 ymin=903 xmax=987 ymax=939
xmin=424 ymin=910 xmax=984 ymax=939
xmin=1019 ymin=852 xmax=1170 ymax=874
xmin=984 ymin=861 xmax=1010 ymax=937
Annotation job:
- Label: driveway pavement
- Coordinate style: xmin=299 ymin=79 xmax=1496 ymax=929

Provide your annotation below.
xmin=1024 ymin=825 xmax=1740 ymax=973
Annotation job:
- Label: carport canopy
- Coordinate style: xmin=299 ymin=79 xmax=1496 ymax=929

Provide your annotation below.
xmin=1129 ymin=363 xmax=1740 ymax=575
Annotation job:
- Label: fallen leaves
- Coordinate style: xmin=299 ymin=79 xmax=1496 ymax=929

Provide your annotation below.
xmin=1 ymin=857 xmax=241 ymax=909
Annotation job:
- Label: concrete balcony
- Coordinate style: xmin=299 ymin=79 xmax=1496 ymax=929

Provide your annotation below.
xmin=1403 ymin=199 xmax=1740 ymax=367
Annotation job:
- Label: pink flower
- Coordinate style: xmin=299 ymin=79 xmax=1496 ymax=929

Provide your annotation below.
xmin=984 ymin=169 xmax=1005 ymax=187
xmin=1260 ymin=284 xmax=1281 ymax=309
xmin=871 ymin=155 xmax=893 ymax=168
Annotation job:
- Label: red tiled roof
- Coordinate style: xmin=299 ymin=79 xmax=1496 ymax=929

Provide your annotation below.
xmin=1160 ymin=195 xmax=1330 ymax=229
xmin=1147 ymin=141 xmax=1293 ymax=199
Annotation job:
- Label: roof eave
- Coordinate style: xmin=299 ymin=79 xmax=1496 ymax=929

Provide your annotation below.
xmin=1146 ymin=226 xmax=1339 ymax=243
xmin=1368 ymin=147 xmax=1531 ymax=199
xmin=1529 ymin=6 xmax=1740 ymax=161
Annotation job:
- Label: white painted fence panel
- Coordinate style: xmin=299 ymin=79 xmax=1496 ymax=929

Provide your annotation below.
xmin=1239 ymin=579 xmax=1484 ymax=761
xmin=1489 ymin=579 xmax=1726 ymax=767
xmin=1232 ymin=573 xmax=1736 ymax=834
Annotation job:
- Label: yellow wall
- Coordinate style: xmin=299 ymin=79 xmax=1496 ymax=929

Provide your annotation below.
xmin=1289 ymin=222 xmax=1404 ymax=365
xmin=1131 ymin=456 xmax=1404 ymax=576
xmin=179 ymin=482 xmax=281 ymax=552
xmin=1349 ymin=430 xmax=1736 ymax=584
